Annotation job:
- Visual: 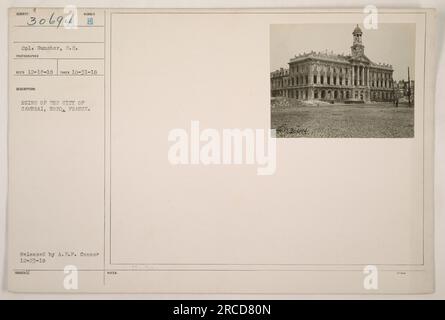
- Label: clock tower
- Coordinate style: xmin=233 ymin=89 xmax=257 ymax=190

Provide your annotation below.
xmin=351 ymin=24 xmax=364 ymax=58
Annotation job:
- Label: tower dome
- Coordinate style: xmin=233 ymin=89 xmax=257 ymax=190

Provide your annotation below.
xmin=353 ymin=24 xmax=363 ymax=35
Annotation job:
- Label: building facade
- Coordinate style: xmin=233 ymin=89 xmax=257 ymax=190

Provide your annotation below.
xmin=271 ymin=25 xmax=394 ymax=103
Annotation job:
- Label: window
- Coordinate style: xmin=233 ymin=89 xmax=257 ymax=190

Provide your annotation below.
xmin=314 ymin=75 xmax=317 ymax=84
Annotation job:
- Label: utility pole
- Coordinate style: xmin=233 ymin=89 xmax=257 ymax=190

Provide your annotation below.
xmin=407 ymin=67 xmax=411 ymax=108
xmin=393 ymin=81 xmax=398 ymax=107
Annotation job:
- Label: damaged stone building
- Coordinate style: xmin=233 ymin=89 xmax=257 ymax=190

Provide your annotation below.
xmin=271 ymin=25 xmax=395 ymax=103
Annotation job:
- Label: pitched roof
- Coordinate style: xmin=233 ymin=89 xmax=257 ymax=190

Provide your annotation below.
xmin=353 ymin=24 xmax=362 ymax=35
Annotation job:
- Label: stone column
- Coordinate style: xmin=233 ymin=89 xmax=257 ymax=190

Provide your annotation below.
xmin=357 ymin=66 xmax=360 ymax=86
xmin=351 ymin=65 xmax=355 ymax=86
xmin=355 ymin=67 xmax=358 ymax=85
xmin=365 ymin=68 xmax=367 ymax=86
xmin=357 ymin=66 xmax=362 ymax=86
xmin=365 ymin=67 xmax=367 ymax=86
xmin=367 ymin=68 xmax=370 ymax=87
xmin=349 ymin=68 xmax=352 ymax=86
xmin=363 ymin=67 xmax=366 ymax=86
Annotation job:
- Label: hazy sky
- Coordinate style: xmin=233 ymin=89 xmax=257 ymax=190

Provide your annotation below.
xmin=270 ymin=24 xmax=416 ymax=81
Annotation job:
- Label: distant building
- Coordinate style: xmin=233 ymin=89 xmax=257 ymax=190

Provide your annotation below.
xmin=394 ymin=80 xmax=414 ymax=101
xmin=271 ymin=25 xmax=395 ymax=103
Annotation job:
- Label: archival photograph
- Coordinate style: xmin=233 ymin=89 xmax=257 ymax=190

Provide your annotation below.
xmin=270 ymin=24 xmax=416 ymax=138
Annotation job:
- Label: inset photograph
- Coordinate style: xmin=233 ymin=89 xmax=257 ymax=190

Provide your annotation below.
xmin=270 ymin=24 xmax=415 ymax=138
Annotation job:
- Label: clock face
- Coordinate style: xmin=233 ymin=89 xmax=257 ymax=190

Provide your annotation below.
xmin=353 ymin=46 xmax=364 ymax=56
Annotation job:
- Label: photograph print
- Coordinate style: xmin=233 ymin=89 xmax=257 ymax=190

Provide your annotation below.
xmin=270 ymin=23 xmax=416 ymax=138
